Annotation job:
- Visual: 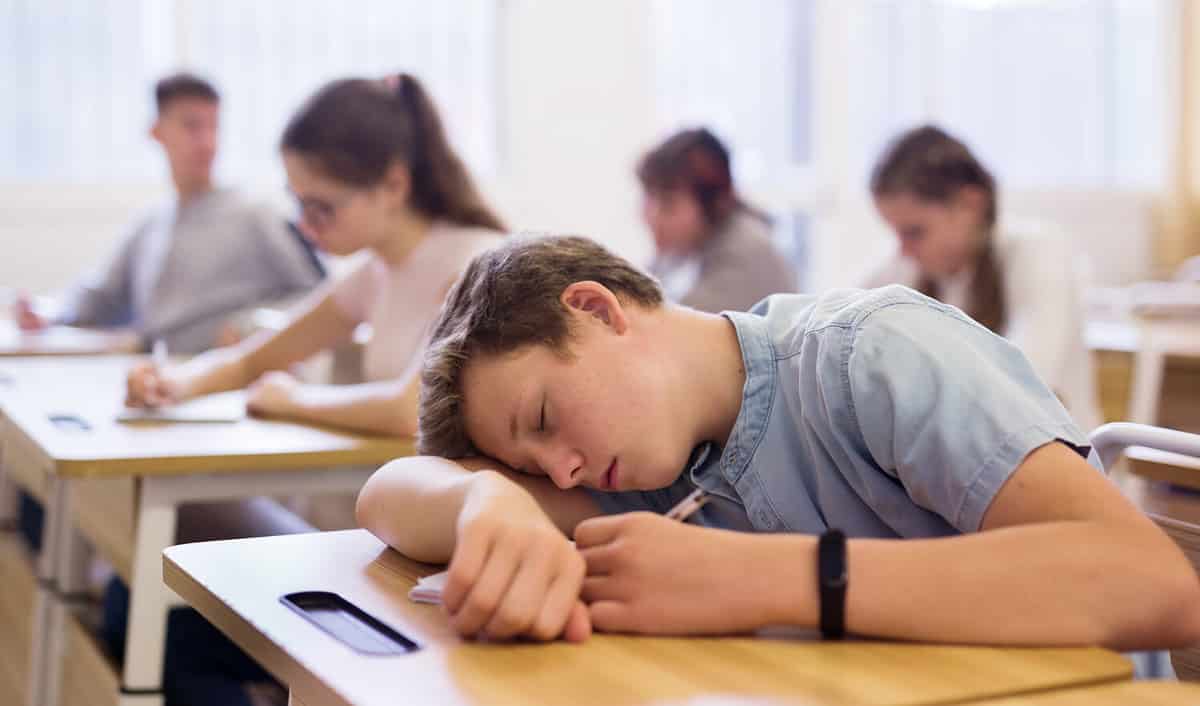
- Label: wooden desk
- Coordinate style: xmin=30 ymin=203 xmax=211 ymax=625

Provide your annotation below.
xmin=969 ymin=680 xmax=1200 ymax=705
xmin=1086 ymin=317 xmax=1200 ymax=429
xmin=164 ymin=529 xmax=1132 ymax=706
xmin=0 ymin=356 xmax=414 ymax=706
xmin=0 ymin=321 xmax=140 ymax=358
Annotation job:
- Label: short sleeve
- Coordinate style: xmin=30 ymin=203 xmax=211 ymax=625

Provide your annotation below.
xmin=847 ymin=300 xmax=1087 ymax=532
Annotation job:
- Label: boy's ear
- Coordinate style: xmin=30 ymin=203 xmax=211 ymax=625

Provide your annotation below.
xmin=561 ymin=281 xmax=628 ymax=334
xmin=149 ymin=120 xmax=163 ymax=145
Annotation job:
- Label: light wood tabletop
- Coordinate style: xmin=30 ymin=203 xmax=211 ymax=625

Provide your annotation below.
xmin=0 ymin=355 xmax=416 ymax=706
xmin=0 ymin=320 xmax=141 ymax=357
xmin=164 ymin=529 xmax=1133 ymax=706
xmin=967 ymin=680 xmax=1200 ymax=705
xmin=0 ymin=355 xmax=414 ymax=478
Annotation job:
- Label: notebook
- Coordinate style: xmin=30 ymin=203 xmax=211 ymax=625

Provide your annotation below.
xmin=117 ymin=391 xmax=245 ymax=424
xmin=409 ymin=571 xmax=449 ymax=604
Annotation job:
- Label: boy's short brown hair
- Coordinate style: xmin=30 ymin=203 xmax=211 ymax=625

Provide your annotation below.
xmin=418 ymin=235 xmax=663 ymax=457
xmin=154 ymin=73 xmax=219 ymax=113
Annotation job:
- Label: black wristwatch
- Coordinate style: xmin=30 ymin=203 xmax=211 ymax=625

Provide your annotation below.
xmin=818 ymin=528 xmax=847 ymax=640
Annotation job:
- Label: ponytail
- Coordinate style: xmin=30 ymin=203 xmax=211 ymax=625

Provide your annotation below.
xmin=282 ymin=73 xmax=505 ymax=232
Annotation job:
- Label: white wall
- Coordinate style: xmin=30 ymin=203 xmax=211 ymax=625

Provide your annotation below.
xmin=0 ymin=0 xmax=1160 ymax=299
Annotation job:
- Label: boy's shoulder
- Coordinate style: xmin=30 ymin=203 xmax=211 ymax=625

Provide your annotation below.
xmin=744 ymin=285 xmax=955 ymax=354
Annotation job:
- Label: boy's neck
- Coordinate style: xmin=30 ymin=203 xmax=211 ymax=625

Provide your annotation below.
xmin=174 ymin=176 xmax=213 ymax=205
xmin=657 ymin=306 xmax=747 ymax=448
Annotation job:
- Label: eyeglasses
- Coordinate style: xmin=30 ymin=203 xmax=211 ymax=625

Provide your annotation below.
xmin=289 ymin=189 xmax=357 ymax=231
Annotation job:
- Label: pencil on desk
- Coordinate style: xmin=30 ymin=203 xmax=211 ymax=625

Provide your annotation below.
xmin=152 ymin=338 xmax=168 ymax=368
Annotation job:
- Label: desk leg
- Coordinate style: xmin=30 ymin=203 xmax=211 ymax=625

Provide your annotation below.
xmin=119 ymin=478 xmax=175 ymax=706
xmin=1129 ymin=347 xmax=1165 ymax=424
xmin=27 ymin=477 xmax=68 ymax=706
xmin=0 ymin=425 xmax=16 ymax=530
xmin=34 ymin=478 xmax=94 ymax=706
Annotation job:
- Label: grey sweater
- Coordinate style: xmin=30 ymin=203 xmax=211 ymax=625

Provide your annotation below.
xmin=55 ymin=187 xmax=322 ymax=353
xmin=650 ymin=210 xmax=797 ymax=314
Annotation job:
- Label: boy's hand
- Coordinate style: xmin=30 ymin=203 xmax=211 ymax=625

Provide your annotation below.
xmin=126 ymin=361 xmax=182 ymax=408
xmin=576 ymin=512 xmax=786 ymax=635
xmin=442 ymin=475 xmax=591 ymax=643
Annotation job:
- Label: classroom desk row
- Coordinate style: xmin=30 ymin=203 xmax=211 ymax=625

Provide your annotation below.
xmin=0 ymin=355 xmax=413 ymax=706
xmin=1 ymin=325 xmax=1200 ymax=705
xmin=164 ymin=529 xmax=1141 ymax=706
xmin=161 ymin=457 xmax=1200 ymax=706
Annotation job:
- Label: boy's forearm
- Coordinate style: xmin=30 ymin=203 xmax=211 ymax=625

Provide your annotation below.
xmin=752 ymin=520 xmax=1199 ymax=650
xmin=355 ymin=458 xmax=514 ymax=563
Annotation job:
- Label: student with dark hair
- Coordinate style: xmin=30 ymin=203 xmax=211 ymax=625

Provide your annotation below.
xmin=863 ymin=124 xmax=1100 ymax=432
xmin=110 ymin=72 xmax=503 ymax=706
xmin=639 ymin=128 xmax=796 ymax=313
xmin=356 ymin=234 xmax=1200 ymax=652
xmin=13 ymin=72 xmax=322 ymax=352
xmin=127 ymin=73 xmax=505 ymax=437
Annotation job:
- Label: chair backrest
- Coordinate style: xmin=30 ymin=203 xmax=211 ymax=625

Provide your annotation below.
xmin=1090 ymin=422 xmax=1200 ymax=680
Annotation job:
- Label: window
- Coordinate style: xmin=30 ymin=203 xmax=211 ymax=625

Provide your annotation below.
xmin=0 ymin=0 xmax=499 ymax=184
xmin=846 ymin=0 xmax=1173 ymax=190
xmin=650 ymin=0 xmax=815 ymax=183
xmin=653 ymin=0 xmax=1172 ymax=193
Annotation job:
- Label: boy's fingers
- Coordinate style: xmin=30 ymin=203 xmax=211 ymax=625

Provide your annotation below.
xmin=527 ymin=556 xmax=586 ymax=641
xmin=579 ymin=544 xmax=621 ymax=576
xmin=573 ymin=514 xmax=626 ymax=548
xmin=562 ymin=600 xmax=592 ymax=643
xmin=483 ymin=551 xmax=553 ymax=639
xmin=442 ymin=533 xmax=490 ymax=614
xmin=587 ymin=600 xmax=633 ymax=634
xmin=580 ymin=575 xmax=625 ymax=604
xmin=452 ymin=539 xmax=521 ymax=637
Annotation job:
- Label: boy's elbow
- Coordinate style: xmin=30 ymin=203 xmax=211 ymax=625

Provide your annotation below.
xmin=1147 ymin=562 xmax=1200 ymax=649
xmin=1108 ymin=547 xmax=1200 ymax=650
xmin=354 ymin=464 xmax=388 ymax=532
xmin=355 ymin=459 xmax=414 ymax=532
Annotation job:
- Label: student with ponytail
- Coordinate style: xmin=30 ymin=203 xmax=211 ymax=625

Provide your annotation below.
xmin=863 ymin=124 xmax=1100 ymax=432
xmin=127 ymin=73 xmax=505 ymax=436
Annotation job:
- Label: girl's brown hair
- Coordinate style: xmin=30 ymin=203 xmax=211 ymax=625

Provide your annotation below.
xmin=637 ymin=128 xmax=769 ymax=229
xmin=281 ymin=73 xmax=505 ymax=232
xmin=870 ymin=125 xmax=1005 ymax=334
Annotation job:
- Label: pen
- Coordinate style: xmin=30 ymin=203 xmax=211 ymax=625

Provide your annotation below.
xmin=665 ymin=487 xmax=710 ymax=522
xmin=152 ymin=339 xmax=168 ymax=368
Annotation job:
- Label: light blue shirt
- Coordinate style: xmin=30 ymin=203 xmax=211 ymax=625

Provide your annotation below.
xmin=588 ymin=285 xmax=1088 ymax=538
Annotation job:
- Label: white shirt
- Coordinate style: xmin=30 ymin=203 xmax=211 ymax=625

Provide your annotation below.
xmin=331 ymin=221 xmax=502 ymax=382
xmin=862 ymin=223 xmax=1102 ymax=433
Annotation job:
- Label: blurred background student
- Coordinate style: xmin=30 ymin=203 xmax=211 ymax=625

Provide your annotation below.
xmin=116 ymin=71 xmax=505 ymax=706
xmin=639 ymin=128 xmax=796 ymax=313
xmin=12 ymin=72 xmax=323 ymax=352
xmin=126 ymin=73 xmax=505 ymax=438
xmin=862 ymin=124 xmax=1101 ymax=433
